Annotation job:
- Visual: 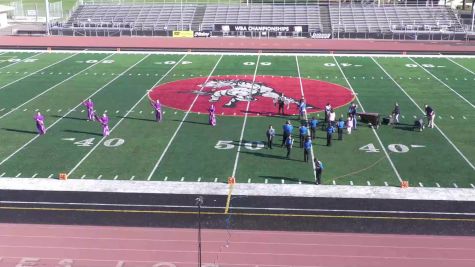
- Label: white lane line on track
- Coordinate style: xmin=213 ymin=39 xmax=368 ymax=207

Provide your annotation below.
xmin=371 ymin=57 xmax=475 ymax=171
xmin=231 ymin=54 xmax=261 ymax=179
xmin=146 ymin=55 xmax=224 ymax=181
xmin=0 ymin=55 xmax=149 ymax=168
xmin=4 ymin=200 xmax=475 ymax=216
xmin=296 ymin=56 xmax=317 ymax=183
xmin=0 ymin=54 xmax=116 ymax=120
xmin=408 ymin=57 xmax=475 ymax=109
xmin=0 ymin=52 xmax=78 ymax=92
xmin=69 ymin=54 xmax=187 ymax=177
xmin=334 ymin=56 xmax=403 ymax=183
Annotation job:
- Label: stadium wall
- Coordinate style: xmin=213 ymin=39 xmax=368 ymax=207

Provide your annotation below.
xmin=0 ymin=36 xmax=474 ymax=53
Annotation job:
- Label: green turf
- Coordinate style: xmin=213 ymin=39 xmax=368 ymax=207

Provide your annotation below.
xmin=0 ymin=51 xmax=474 ymax=188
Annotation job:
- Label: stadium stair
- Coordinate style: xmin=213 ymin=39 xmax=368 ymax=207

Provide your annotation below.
xmin=319 ymin=4 xmax=332 ymax=33
xmin=191 ymin=5 xmax=207 ymax=31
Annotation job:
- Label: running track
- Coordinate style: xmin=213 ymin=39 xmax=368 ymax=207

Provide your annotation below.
xmin=0 ymin=223 xmax=474 ymax=267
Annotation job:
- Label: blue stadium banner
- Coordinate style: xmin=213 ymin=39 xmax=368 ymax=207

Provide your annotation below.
xmin=216 ymin=24 xmax=309 ymax=32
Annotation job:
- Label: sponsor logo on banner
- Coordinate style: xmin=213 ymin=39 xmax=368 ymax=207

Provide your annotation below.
xmin=216 ymin=25 xmax=309 ymax=32
xmin=309 ymin=33 xmax=332 ymax=39
xmin=172 ymin=31 xmax=194 ymax=38
xmin=194 ymin=31 xmax=211 ymax=37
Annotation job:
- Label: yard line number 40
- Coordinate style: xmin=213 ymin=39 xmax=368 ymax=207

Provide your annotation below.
xmin=360 ymin=143 xmax=410 ymax=153
xmin=73 ymin=138 xmax=125 ymax=147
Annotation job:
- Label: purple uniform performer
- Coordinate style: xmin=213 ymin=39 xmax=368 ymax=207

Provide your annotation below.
xmin=34 ymin=112 xmax=46 ymax=135
xmin=83 ymin=99 xmax=95 ymax=121
xmin=95 ymin=113 xmax=110 ymax=137
xmin=151 ymin=99 xmax=162 ymax=122
xmin=209 ymin=104 xmax=216 ymax=126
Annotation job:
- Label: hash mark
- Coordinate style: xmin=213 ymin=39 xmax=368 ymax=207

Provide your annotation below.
xmin=384 ymin=182 xmax=388 ymax=186
xmin=419 ymin=182 xmax=424 ymax=187
xmin=350 ymin=181 xmax=353 ymax=186
xmin=48 ymin=174 xmax=53 ymax=178
xmin=214 ymin=177 xmax=218 ymax=182
xmin=450 ymin=115 xmax=454 ymax=119
xmin=81 ymin=110 xmax=85 ymax=113
xmin=15 ymin=173 xmax=21 ymax=178
xmin=46 ymin=109 xmax=50 ymax=112
xmin=164 ymin=176 xmax=168 ymax=181
xmin=436 ymin=183 xmax=440 ymax=188
xmin=0 ymin=172 xmax=5 ymax=177
xmin=32 ymin=173 xmax=38 ymax=178
xmin=332 ymin=180 xmax=336 ymax=185
xmin=23 ymin=109 xmax=27 ymax=111
xmin=130 ymin=176 xmax=135 ymax=180
xmin=97 ymin=175 xmax=102 ymax=179
xmin=471 ymin=184 xmax=475 ymax=188
xmin=281 ymin=179 xmax=285 ymax=184
xmin=197 ymin=177 xmax=201 ymax=182
xmin=80 ymin=175 xmax=86 ymax=179
xmin=265 ymin=179 xmax=268 ymax=184
xmin=298 ymin=180 xmax=302 ymax=184
xmin=113 ymin=175 xmax=118 ymax=180
xmin=463 ymin=116 xmax=467 ymax=119
xmin=453 ymin=183 xmax=458 ymax=188
xmin=367 ymin=181 xmax=371 ymax=186
xmin=58 ymin=109 xmax=62 ymax=112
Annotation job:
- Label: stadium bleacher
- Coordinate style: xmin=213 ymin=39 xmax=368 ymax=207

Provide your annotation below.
xmin=52 ymin=2 xmax=467 ymax=40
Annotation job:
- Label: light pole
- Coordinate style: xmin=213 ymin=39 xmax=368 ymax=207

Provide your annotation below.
xmin=195 ymin=196 xmax=204 ymax=267
xmin=44 ymin=0 xmax=50 ymax=35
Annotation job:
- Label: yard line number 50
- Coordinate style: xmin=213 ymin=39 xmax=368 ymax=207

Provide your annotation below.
xmin=215 ymin=140 xmax=264 ymax=150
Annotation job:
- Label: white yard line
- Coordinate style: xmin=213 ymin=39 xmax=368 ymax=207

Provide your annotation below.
xmin=408 ymin=57 xmax=475 ymax=109
xmin=146 ymin=55 xmax=224 ymax=181
xmin=333 ymin=55 xmax=403 ymax=183
xmin=0 ymin=52 xmax=78 ymax=92
xmin=0 ymin=54 xmax=116 ymax=120
xmin=371 ymin=57 xmax=475 ymax=171
xmin=0 ymin=55 xmax=150 ymax=168
xmin=69 ymin=54 xmax=187 ymax=177
xmin=231 ymin=54 xmax=261 ymax=179
xmin=295 ymin=56 xmax=317 ymax=182
xmin=445 ymin=57 xmax=475 ymax=76
xmin=0 ymin=52 xmax=43 ymax=71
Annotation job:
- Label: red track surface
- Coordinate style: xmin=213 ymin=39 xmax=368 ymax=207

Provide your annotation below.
xmin=0 ymin=223 xmax=474 ymax=267
xmin=0 ymin=36 xmax=474 ymax=53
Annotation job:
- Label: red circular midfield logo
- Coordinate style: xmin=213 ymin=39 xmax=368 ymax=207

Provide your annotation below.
xmin=148 ymin=75 xmax=354 ymax=116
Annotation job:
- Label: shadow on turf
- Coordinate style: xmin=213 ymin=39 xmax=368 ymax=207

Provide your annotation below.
xmin=1 ymin=128 xmax=37 ymax=135
xmin=240 ymin=150 xmax=302 ymax=162
xmin=63 ymin=129 xmax=102 ymax=136
xmin=172 ymin=119 xmax=208 ymax=125
xmin=51 ymin=115 xmax=84 ymax=121
xmin=118 ymin=116 xmax=155 ymax=122
xmin=258 ymin=175 xmax=315 ymax=184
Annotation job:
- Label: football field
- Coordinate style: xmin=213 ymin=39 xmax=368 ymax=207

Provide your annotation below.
xmin=0 ymin=50 xmax=474 ymax=188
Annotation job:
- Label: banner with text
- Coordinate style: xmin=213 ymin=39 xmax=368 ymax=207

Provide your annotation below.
xmin=216 ymin=25 xmax=309 ymax=32
xmin=172 ymin=31 xmax=194 ymax=38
